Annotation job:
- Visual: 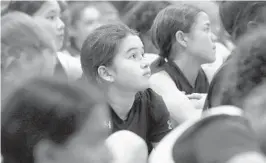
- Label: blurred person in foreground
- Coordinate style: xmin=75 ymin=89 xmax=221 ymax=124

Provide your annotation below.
xmin=1 ymin=77 xmax=111 ymax=163
xmin=243 ymin=83 xmax=266 ymax=155
xmin=80 ymin=23 xmax=172 ymax=153
xmin=1 ymin=12 xmax=57 ymax=99
xmin=204 ymin=1 xmax=266 ymax=110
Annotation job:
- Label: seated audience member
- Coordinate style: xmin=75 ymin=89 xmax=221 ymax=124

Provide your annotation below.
xmin=67 ymin=1 xmax=119 ymax=57
xmin=1 ymin=12 xmax=56 ymax=98
xmin=1 ymin=77 xmax=111 ymax=163
xmin=106 ymin=130 xmax=148 ymax=163
xmin=149 ymin=4 xmax=216 ymax=123
xmin=204 ymin=1 xmax=266 ymax=110
xmin=123 ymin=1 xmax=171 ymax=55
xmin=6 ymin=0 xmax=80 ymax=81
xmin=80 ymin=23 xmax=172 ymax=153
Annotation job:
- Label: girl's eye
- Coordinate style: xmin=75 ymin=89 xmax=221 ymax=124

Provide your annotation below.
xmin=46 ymin=16 xmax=56 ymax=20
xmin=204 ymin=27 xmax=210 ymax=32
xmin=130 ymin=54 xmax=137 ymax=59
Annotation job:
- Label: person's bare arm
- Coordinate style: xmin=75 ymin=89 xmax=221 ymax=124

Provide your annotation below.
xmin=149 ymin=71 xmax=201 ymax=123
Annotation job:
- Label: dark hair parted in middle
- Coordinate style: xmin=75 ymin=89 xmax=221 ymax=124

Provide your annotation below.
xmin=80 ymin=23 xmax=138 ymax=82
xmin=151 ymin=4 xmax=202 ymax=66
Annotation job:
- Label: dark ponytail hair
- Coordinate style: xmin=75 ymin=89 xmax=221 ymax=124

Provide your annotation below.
xmin=7 ymin=1 xmax=46 ymax=16
xmin=151 ymin=4 xmax=202 ymax=67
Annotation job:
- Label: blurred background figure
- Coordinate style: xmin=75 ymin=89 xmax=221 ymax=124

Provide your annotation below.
xmin=123 ymin=1 xmax=171 ymax=55
xmin=67 ymin=1 xmax=119 ymax=57
xmin=1 ymin=11 xmax=57 ymax=99
xmin=1 ymin=77 xmax=111 ymax=163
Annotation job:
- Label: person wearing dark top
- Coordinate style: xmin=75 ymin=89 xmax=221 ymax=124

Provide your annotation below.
xmin=150 ymin=4 xmax=214 ymax=95
xmin=203 ymin=1 xmax=266 ymax=110
xmin=160 ymin=60 xmax=209 ymax=94
xmin=80 ymin=23 xmax=172 ymax=153
xmin=148 ymin=4 xmax=215 ymax=123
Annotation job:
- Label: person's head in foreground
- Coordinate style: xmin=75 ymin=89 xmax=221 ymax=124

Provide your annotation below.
xmin=7 ymin=0 xmax=65 ymax=51
xmin=151 ymin=4 xmax=216 ymax=67
xmin=220 ymin=26 xmax=266 ymax=108
xmin=1 ymin=77 xmax=111 ymax=163
xmin=106 ymin=130 xmax=148 ymax=163
xmin=1 ymin=12 xmax=56 ymax=90
xmin=68 ymin=1 xmax=119 ymax=54
xmin=243 ymin=83 xmax=266 ymax=155
xmin=219 ymin=1 xmax=266 ymax=43
xmin=81 ymin=23 xmax=150 ymax=93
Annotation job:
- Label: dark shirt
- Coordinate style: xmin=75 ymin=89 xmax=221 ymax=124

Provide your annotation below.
xmin=109 ymin=88 xmax=172 ymax=152
xmin=152 ymin=60 xmax=209 ymax=94
xmin=172 ymin=115 xmax=261 ymax=163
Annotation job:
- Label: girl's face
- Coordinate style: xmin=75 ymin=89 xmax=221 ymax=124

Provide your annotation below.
xmin=33 ymin=0 xmax=65 ymax=51
xmin=185 ymin=12 xmax=216 ymax=64
xmin=105 ymin=34 xmax=151 ymax=92
xmin=72 ymin=5 xmax=119 ymax=50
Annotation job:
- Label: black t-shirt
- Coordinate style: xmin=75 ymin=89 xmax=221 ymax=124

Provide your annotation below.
xmin=172 ymin=115 xmax=261 ymax=163
xmin=152 ymin=60 xmax=209 ymax=94
xmin=109 ymin=88 xmax=172 ymax=152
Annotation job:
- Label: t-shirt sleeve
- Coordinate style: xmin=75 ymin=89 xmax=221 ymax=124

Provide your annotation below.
xmin=147 ymin=89 xmax=172 ymax=143
xmin=195 ymin=117 xmax=261 ymax=163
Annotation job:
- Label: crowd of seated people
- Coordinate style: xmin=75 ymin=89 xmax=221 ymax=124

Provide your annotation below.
xmin=1 ymin=1 xmax=266 ymax=163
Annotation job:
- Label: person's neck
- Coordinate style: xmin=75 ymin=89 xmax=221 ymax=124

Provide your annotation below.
xmin=172 ymin=52 xmax=201 ymax=87
xmin=106 ymin=86 xmax=137 ymax=120
xmin=70 ymin=38 xmax=82 ymax=56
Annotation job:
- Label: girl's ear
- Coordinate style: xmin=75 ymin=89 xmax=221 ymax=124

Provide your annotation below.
xmin=175 ymin=30 xmax=188 ymax=48
xmin=98 ymin=65 xmax=115 ymax=82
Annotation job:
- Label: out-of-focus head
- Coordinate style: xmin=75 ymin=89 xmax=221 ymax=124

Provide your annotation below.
xmin=243 ymin=82 xmax=266 ymax=155
xmin=221 ymin=26 xmax=266 ymax=108
xmin=1 ymin=12 xmax=57 ymax=88
xmin=7 ymin=0 xmax=65 ymax=50
xmin=219 ymin=1 xmax=266 ymax=42
xmin=123 ymin=1 xmax=171 ymax=54
xmin=68 ymin=1 xmax=120 ymax=51
xmin=151 ymin=4 xmax=216 ymax=66
xmin=81 ymin=23 xmax=150 ymax=92
xmin=106 ymin=130 xmax=148 ymax=163
xmin=1 ymin=77 xmax=111 ymax=163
